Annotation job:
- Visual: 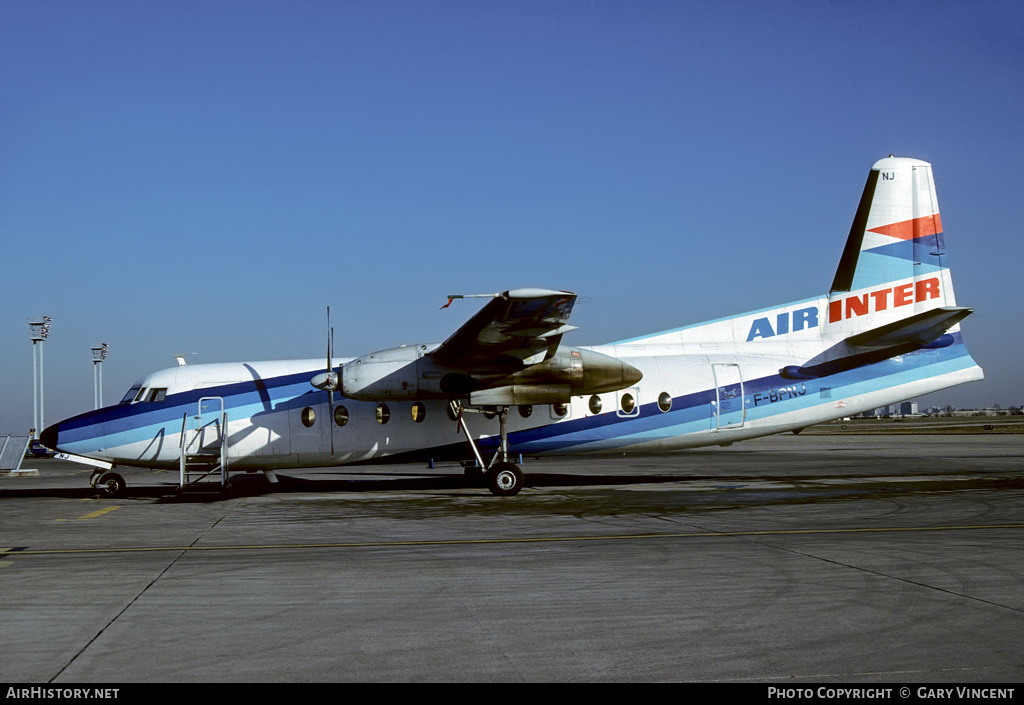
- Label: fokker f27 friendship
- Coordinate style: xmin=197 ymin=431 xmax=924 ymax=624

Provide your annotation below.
xmin=42 ymin=157 xmax=983 ymax=496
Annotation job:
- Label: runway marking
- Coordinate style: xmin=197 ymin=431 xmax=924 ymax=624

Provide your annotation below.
xmin=55 ymin=505 xmax=122 ymax=522
xmin=11 ymin=522 xmax=1024 ymax=556
xmin=0 ymin=547 xmax=27 ymax=567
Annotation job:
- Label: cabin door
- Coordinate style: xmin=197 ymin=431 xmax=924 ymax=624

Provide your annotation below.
xmin=711 ymin=363 xmax=745 ymax=429
xmin=187 ymin=396 xmax=226 ymax=455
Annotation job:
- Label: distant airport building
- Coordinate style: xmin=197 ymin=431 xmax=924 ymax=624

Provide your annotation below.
xmin=866 ymin=402 xmax=918 ymax=417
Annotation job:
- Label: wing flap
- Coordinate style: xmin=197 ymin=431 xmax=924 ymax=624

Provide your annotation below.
xmin=432 ymin=289 xmax=577 ymax=370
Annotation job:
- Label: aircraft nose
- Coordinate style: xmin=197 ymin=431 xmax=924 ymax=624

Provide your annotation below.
xmin=40 ymin=423 xmax=59 ymax=451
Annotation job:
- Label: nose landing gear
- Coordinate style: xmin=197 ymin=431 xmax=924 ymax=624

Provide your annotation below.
xmin=89 ymin=469 xmax=126 ymax=497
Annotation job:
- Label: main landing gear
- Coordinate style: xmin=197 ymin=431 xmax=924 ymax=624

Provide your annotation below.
xmin=486 ymin=462 xmax=524 ymax=497
xmin=453 ymin=404 xmax=525 ymax=496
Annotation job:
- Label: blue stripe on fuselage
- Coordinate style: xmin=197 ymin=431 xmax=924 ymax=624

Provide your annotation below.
xmin=491 ymin=337 xmax=977 ymax=454
xmin=56 ymin=340 xmax=978 ymax=461
xmin=56 ymin=367 xmax=321 ymax=447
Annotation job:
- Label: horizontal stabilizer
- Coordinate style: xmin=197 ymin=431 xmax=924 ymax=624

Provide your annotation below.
xmin=780 ymin=306 xmax=972 ymax=381
xmin=845 ymin=306 xmax=972 ymax=350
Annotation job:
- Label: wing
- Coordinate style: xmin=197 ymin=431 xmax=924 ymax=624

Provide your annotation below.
xmin=432 ymin=288 xmax=578 ymax=372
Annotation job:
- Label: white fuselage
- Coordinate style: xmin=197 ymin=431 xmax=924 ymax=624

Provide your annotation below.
xmin=46 ymin=292 xmax=982 ymax=471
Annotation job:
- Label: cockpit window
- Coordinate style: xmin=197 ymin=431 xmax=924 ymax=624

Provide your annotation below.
xmin=120 ymin=385 xmax=142 ymax=404
xmin=120 ymin=385 xmax=168 ymax=404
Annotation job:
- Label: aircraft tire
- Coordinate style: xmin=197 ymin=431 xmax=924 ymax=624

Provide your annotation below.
xmin=98 ymin=472 xmax=125 ymax=497
xmin=487 ymin=462 xmax=523 ymax=497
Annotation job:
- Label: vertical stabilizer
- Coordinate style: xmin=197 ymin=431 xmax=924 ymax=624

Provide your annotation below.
xmin=827 ymin=157 xmax=956 ymax=336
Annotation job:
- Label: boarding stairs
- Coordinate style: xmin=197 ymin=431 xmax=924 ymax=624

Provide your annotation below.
xmin=0 ymin=435 xmax=32 ymax=475
xmin=179 ymin=397 xmax=229 ymax=496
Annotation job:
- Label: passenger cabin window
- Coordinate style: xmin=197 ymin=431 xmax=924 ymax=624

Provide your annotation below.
xmin=658 ymin=392 xmax=672 ymax=412
xmin=620 ymin=393 xmax=636 ymax=415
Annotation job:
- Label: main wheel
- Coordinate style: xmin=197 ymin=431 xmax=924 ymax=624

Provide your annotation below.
xmin=98 ymin=472 xmax=125 ymax=497
xmin=486 ymin=462 xmax=523 ymax=497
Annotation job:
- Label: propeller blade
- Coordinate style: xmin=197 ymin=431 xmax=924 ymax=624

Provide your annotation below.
xmin=327 ymin=306 xmax=335 ymax=455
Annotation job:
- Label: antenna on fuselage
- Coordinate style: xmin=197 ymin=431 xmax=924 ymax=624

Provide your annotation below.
xmin=174 ymin=353 xmax=197 ymax=366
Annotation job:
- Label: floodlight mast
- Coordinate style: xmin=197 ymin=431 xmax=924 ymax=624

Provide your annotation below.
xmin=28 ymin=317 xmax=52 ymax=438
xmin=92 ymin=343 xmax=109 ymax=409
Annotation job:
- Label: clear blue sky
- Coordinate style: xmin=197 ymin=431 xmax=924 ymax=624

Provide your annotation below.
xmin=2 ymin=0 xmax=1022 ymax=433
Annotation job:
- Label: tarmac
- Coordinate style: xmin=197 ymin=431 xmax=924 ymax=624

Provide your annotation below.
xmin=1 ymin=432 xmax=1022 ymax=683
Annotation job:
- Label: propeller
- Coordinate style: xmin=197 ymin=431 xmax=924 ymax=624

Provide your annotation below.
xmin=326 ymin=307 xmax=335 ymax=456
xmin=309 ymin=307 xmax=338 ymax=455
xmin=310 ymin=306 xmax=339 ymax=392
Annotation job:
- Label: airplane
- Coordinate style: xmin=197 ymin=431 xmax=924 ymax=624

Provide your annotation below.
xmin=41 ymin=156 xmax=984 ymax=497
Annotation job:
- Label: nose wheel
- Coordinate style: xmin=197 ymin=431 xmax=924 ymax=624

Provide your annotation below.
xmin=90 ymin=470 xmax=126 ymax=497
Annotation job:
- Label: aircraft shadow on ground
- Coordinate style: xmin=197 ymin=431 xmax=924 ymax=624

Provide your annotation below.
xmin=5 ymin=470 xmax=1015 ymax=504
xmin=0 ymin=471 xmax=711 ymax=502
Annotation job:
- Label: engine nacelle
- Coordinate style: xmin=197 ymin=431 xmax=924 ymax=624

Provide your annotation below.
xmin=340 ymin=344 xmax=428 ymax=400
xmin=501 ymin=347 xmax=642 ymax=398
xmin=315 ymin=343 xmax=642 ymax=403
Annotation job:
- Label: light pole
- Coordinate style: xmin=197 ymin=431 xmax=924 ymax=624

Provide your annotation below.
xmin=29 ymin=317 xmax=52 ymax=438
xmin=92 ymin=343 xmax=109 ymax=409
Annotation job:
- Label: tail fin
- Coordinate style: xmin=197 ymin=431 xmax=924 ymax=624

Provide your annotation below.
xmin=827 ymin=156 xmax=966 ymax=341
